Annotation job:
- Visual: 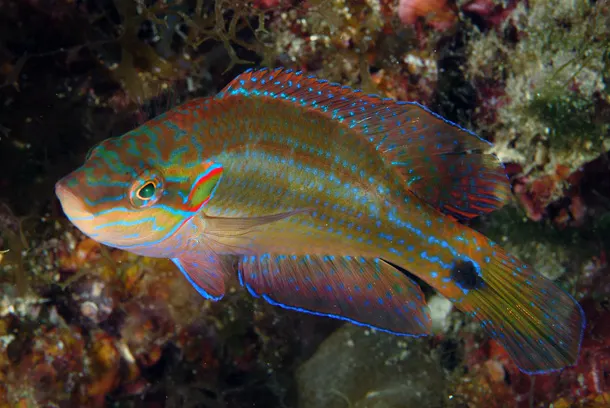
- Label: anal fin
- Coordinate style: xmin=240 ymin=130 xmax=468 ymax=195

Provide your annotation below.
xmin=238 ymin=254 xmax=432 ymax=336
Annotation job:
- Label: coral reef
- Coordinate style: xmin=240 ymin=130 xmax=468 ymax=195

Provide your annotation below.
xmin=464 ymin=0 xmax=610 ymax=223
xmin=0 ymin=0 xmax=608 ymax=407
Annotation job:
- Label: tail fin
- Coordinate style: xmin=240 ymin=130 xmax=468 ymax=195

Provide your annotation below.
xmin=454 ymin=247 xmax=585 ymax=374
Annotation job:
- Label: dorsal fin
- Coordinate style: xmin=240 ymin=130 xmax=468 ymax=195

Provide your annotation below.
xmin=218 ymin=68 xmax=511 ymax=221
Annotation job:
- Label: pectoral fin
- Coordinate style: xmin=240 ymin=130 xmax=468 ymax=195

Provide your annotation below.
xmin=203 ymin=208 xmax=311 ymax=236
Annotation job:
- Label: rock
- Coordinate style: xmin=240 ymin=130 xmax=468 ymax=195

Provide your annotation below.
xmin=428 ymin=295 xmax=454 ymax=334
xmin=297 ymin=325 xmax=447 ymax=408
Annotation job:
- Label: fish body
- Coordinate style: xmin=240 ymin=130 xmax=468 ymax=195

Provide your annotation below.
xmin=56 ymin=68 xmax=584 ymax=374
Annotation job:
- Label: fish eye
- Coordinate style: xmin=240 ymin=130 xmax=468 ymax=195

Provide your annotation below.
xmin=137 ymin=182 xmax=156 ymax=200
xmin=129 ymin=173 xmax=163 ymax=208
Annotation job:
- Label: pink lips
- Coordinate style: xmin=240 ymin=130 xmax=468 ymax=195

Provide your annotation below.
xmin=55 ymin=179 xmax=92 ymax=219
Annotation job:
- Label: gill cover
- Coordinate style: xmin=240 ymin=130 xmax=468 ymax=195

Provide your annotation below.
xmin=178 ymin=161 xmax=224 ymax=213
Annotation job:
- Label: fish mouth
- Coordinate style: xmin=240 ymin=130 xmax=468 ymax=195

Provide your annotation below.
xmin=55 ymin=180 xmax=93 ymax=221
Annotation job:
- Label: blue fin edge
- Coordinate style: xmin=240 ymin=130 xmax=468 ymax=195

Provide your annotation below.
xmin=237 ymin=268 xmax=428 ymax=338
xmin=172 ymin=257 xmax=224 ymax=301
xmin=223 ymin=67 xmax=500 ymax=154
xmin=521 ymin=294 xmax=586 ymax=376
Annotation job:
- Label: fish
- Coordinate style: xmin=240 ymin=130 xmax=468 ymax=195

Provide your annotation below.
xmin=55 ymin=67 xmax=585 ymax=374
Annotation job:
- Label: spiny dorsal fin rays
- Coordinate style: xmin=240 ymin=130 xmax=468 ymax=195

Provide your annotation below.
xmin=218 ymin=68 xmax=511 ymax=222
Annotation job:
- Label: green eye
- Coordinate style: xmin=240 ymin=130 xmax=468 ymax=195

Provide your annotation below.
xmin=137 ymin=182 xmax=156 ymax=200
xmin=129 ymin=172 xmax=163 ymax=209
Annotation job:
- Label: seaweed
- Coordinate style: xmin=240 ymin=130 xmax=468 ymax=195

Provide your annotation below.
xmin=525 ymin=83 xmax=603 ymax=151
xmin=466 ymin=0 xmax=610 ymax=175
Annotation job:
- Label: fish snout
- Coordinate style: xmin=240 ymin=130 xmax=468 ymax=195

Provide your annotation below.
xmin=55 ymin=179 xmax=93 ymax=221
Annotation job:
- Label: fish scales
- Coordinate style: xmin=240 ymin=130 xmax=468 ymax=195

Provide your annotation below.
xmin=56 ymin=67 xmax=585 ymax=375
xmin=137 ymin=94 xmax=474 ymax=291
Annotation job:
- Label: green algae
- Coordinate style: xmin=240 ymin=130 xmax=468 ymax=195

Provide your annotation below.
xmin=466 ymin=0 xmax=609 ymax=175
xmin=525 ymin=84 xmax=603 ymax=151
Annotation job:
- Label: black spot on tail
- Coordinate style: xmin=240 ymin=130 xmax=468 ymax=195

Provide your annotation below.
xmin=450 ymin=260 xmax=483 ymax=290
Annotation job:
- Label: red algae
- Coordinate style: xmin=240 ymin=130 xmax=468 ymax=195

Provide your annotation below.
xmin=397 ymin=0 xmax=458 ymax=31
xmin=462 ymin=0 xmax=521 ymax=31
